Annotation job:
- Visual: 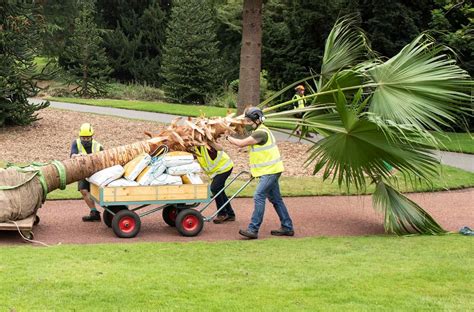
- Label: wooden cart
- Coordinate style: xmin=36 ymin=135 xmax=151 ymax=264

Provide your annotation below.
xmin=90 ymin=172 xmax=253 ymax=238
xmin=0 ymin=214 xmax=40 ymax=240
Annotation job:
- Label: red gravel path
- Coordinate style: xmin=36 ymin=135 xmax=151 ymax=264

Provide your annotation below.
xmin=1 ymin=189 xmax=472 ymax=245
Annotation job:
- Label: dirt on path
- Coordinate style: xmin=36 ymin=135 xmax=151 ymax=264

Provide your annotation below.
xmin=1 ymin=189 xmax=472 ymax=246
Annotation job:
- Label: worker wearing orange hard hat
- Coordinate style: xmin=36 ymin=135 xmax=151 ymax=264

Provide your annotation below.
xmin=292 ymin=85 xmax=313 ymax=138
xmin=293 ymin=85 xmax=306 ymax=109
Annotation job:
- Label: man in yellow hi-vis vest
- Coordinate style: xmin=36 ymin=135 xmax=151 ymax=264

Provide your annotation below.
xmin=227 ymin=107 xmax=294 ymax=239
xmin=292 ymin=85 xmax=313 ymax=138
xmin=195 ymin=142 xmax=236 ymax=223
xmin=70 ymin=123 xmax=104 ymax=222
xmin=292 ymin=85 xmax=306 ymax=110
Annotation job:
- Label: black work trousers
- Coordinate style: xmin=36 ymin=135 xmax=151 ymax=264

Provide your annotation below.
xmin=211 ymin=168 xmax=235 ymax=217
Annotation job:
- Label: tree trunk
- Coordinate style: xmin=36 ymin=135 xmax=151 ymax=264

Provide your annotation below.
xmin=40 ymin=138 xmax=164 ymax=192
xmin=237 ymin=0 xmax=263 ymax=114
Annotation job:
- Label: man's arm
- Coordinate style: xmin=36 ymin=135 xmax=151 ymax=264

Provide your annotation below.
xmin=70 ymin=140 xmax=80 ymax=158
xmin=208 ymin=140 xmax=223 ymax=151
xmin=227 ymin=135 xmax=259 ymax=148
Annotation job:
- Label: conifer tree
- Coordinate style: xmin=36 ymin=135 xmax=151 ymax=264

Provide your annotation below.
xmin=161 ymin=0 xmax=221 ymax=103
xmin=62 ymin=0 xmax=111 ymax=97
xmin=104 ymin=0 xmax=166 ymax=84
xmin=0 ymin=1 xmax=49 ymax=126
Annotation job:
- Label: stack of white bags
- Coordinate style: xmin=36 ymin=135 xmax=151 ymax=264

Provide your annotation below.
xmin=88 ymin=151 xmax=204 ymax=187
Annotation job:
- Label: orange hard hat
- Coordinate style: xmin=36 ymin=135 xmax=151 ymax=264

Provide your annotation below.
xmin=295 ymin=85 xmax=305 ymax=91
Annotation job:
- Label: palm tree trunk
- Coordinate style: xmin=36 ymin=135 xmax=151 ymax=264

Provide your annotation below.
xmin=237 ymin=0 xmax=263 ymax=114
xmin=40 ymin=138 xmax=164 ymax=192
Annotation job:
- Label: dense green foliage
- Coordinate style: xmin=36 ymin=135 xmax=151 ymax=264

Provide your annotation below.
xmin=39 ymin=0 xmax=77 ymax=58
xmin=61 ymin=0 xmax=111 ymax=97
xmin=4 ymin=0 xmax=471 ymax=127
xmin=34 ymin=0 xmax=472 ymax=104
xmin=100 ymin=0 xmax=167 ymax=84
xmin=160 ymin=0 xmax=221 ymax=103
xmin=429 ymin=0 xmax=473 ymax=75
xmin=0 ymin=1 xmax=49 ymax=126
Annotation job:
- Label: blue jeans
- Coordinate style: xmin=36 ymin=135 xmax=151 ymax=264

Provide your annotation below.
xmin=248 ymin=173 xmax=293 ymax=233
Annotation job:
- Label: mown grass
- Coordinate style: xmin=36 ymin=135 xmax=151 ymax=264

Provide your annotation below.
xmin=47 ymin=97 xmax=232 ymax=117
xmin=33 ymin=56 xmax=49 ymax=73
xmin=432 ymin=131 xmax=474 ymax=154
xmin=0 ymin=235 xmax=472 ymax=311
xmin=45 ymin=164 xmax=474 ymax=200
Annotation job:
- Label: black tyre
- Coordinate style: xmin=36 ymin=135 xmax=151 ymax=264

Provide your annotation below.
xmin=34 ymin=215 xmax=40 ymax=225
xmin=111 ymin=210 xmax=141 ymax=238
xmin=175 ymin=209 xmax=204 ymax=237
xmin=162 ymin=205 xmax=178 ymax=227
xmin=21 ymin=231 xmax=34 ymax=240
xmin=103 ymin=205 xmax=128 ymax=228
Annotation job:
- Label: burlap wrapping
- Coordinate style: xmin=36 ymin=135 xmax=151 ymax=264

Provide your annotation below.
xmin=0 ymin=168 xmax=44 ymax=222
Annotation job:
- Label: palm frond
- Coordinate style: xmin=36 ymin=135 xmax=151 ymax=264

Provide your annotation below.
xmin=366 ymin=34 xmax=473 ymax=131
xmin=373 ymin=181 xmax=446 ymax=235
xmin=319 ymin=15 xmax=371 ymax=89
xmin=303 ymin=90 xmax=439 ymax=190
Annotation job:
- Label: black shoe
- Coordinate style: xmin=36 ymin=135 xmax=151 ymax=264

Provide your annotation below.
xmin=239 ymin=229 xmax=258 ymax=239
xmin=82 ymin=210 xmax=101 ymax=222
xmin=213 ymin=214 xmax=236 ymax=224
xmin=271 ymin=228 xmax=295 ymax=236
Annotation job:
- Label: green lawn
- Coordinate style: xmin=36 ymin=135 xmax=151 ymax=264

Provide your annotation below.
xmin=33 ymin=56 xmax=49 ymax=73
xmin=46 ymin=164 xmax=474 ymax=200
xmin=432 ymin=131 xmax=474 ymax=154
xmin=47 ymin=96 xmax=232 ymax=117
xmin=0 ymin=235 xmax=472 ymax=310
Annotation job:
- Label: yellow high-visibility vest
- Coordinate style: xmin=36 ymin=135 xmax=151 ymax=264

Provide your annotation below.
xmin=292 ymin=94 xmax=306 ymax=109
xmin=195 ymin=146 xmax=233 ymax=178
xmin=76 ymin=138 xmax=102 ymax=155
xmin=248 ymin=125 xmax=284 ymax=177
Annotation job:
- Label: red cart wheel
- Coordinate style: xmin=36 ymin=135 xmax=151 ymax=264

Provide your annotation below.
xmin=103 ymin=205 xmax=128 ymax=228
xmin=176 ymin=209 xmax=204 ymax=237
xmin=112 ymin=210 xmax=141 ymax=238
xmin=162 ymin=205 xmax=178 ymax=227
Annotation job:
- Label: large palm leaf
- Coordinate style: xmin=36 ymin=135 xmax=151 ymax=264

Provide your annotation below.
xmin=319 ymin=15 xmax=371 ymax=89
xmin=373 ymin=181 xmax=445 ymax=235
xmin=365 ymin=35 xmax=472 ymax=131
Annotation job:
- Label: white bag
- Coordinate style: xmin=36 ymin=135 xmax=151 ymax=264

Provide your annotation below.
xmin=163 ymin=151 xmax=194 ymax=167
xmin=136 ymin=162 xmax=167 ymax=186
xmin=107 ymin=178 xmax=139 ymax=187
xmin=167 ymin=162 xmax=202 ymax=176
xmin=149 ymin=174 xmax=183 ymax=186
xmin=181 ymin=173 xmax=204 ymax=184
xmin=124 ymin=153 xmax=151 ymax=181
xmin=87 ymin=165 xmax=124 ymax=187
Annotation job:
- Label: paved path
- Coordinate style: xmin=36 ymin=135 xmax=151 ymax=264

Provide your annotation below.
xmin=0 ymin=189 xmax=472 ymax=245
xmin=30 ymin=98 xmax=474 ymax=172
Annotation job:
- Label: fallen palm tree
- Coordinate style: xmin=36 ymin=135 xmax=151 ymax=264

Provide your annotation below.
xmin=0 ymin=116 xmax=246 ymax=222
xmin=258 ymin=17 xmax=472 ymax=235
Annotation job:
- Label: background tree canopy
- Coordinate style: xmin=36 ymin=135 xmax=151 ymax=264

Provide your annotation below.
xmin=2 ymin=0 xmax=472 ymax=126
xmin=38 ymin=0 xmax=472 ymax=89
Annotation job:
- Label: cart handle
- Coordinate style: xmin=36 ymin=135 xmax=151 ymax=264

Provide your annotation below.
xmin=200 ymin=171 xmax=254 ymax=220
